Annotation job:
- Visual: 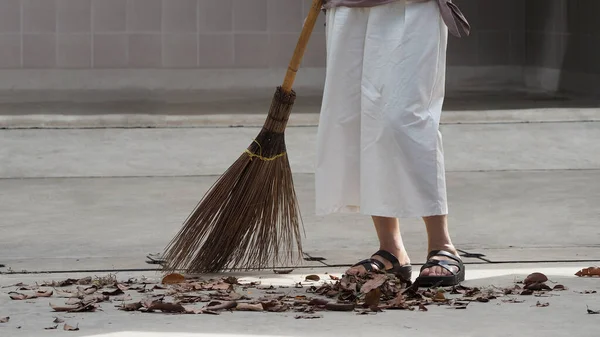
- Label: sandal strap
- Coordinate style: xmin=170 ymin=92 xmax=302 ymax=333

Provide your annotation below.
xmin=427 ymin=250 xmax=462 ymax=263
xmin=372 ymin=250 xmax=402 ymax=269
xmin=420 ymin=259 xmax=461 ymax=275
xmin=353 ymin=258 xmax=385 ymax=271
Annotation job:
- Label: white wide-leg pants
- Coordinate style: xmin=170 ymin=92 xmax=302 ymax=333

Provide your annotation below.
xmin=315 ymin=0 xmax=449 ymax=219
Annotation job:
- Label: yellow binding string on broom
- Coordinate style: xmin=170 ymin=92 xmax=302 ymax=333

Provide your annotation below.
xmin=244 ymin=139 xmax=286 ymax=161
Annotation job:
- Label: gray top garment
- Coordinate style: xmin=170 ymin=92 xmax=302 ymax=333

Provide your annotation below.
xmin=322 ymin=0 xmax=470 ymax=38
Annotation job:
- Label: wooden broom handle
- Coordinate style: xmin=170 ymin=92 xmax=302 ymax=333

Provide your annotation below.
xmin=281 ymin=0 xmax=324 ymax=93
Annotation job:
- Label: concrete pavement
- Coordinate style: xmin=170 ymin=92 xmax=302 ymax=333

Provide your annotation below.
xmin=1 ymin=93 xmax=599 ymax=336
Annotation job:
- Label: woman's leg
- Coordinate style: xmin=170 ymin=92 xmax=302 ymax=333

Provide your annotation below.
xmin=346 ymin=216 xmax=411 ymax=274
xmin=421 ymin=215 xmax=459 ymax=276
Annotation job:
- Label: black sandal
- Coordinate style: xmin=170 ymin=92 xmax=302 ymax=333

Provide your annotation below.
xmin=415 ymin=250 xmax=465 ymax=287
xmin=350 ymin=250 xmax=413 ymax=283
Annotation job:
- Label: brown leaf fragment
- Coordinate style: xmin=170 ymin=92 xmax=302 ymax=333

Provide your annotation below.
xmin=83 ymin=286 xmax=98 ymax=295
xmin=143 ymin=301 xmax=187 ymax=313
xmin=63 ymin=323 xmax=79 ymax=331
xmin=476 ymin=297 xmax=490 ymax=303
xmin=205 ymin=301 xmax=237 ymax=311
xmin=235 ymin=303 xmax=264 ymax=312
xmin=119 ymin=302 xmax=143 ymax=311
xmin=222 ymin=276 xmax=239 ymax=285
xmin=53 ymin=317 xmax=65 ymax=323
xmin=575 ymin=267 xmax=600 ymax=277
xmin=418 ymin=303 xmax=428 ymax=312
xmin=102 ymin=288 xmax=124 ymax=296
xmin=364 ymin=288 xmax=381 ymax=308
xmin=117 ymin=284 xmax=129 ymax=292
xmin=308 ymin=298 xmax=330 ymax=306
xmin=524 ymin=272 xmax=548 ymax=285
xmin=83 ymin=294 xmax=109 ymax=303
xmin=330 ymin=275 xmax=340 ymax=280
xmin=502 ymin=298 xmax=525 ymax=304
xmin=325 ymin=302 xmax=355 ymax=312
xmin=552 ymin=284 xmax=566 ymax=291
xmin=295 ymin=314 xmax=322 ymax=319
xmin=520 ymin=289 xmax=534 ymax=296
xmin=44 ymin=325 xmax=58 ymax=330
xmin=587 ymin=306 xmax=600 ymax=314
xmin=360 ymin=274 xmax=387 ymax=294
xmin=525 ymin=282 xmax=551 ymax=291
xmin=433 ymin=291 xmax=448 ymax=303
xmin=0 ymin=317 xmax=9 ymax=323
xmin=77 ymin=277 xmax=92 ymax=285
xmin=36 ymin=290 xmax=54 ymax=297
xmin=161 ymin=273 xmax=186 ymax=285
xmin=9 ymin=292 xmax=36 ymax=300
xmin=274 ymin=269 xmax=294 ymax=274
xmin=305 ymin=275 xmax=321 ymax=282
xmin=50 ymin=302 xmax=96 ymax=312
xmin=536 ymin=301 xmax=550 ymax=307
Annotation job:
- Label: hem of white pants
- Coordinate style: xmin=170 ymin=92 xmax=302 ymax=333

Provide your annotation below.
xmin=315 ymin=205 xmax=448 ymax=219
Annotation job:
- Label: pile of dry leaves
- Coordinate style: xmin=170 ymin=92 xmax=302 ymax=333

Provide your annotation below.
xmin=1 ymin=266 xmax=599 ymax=330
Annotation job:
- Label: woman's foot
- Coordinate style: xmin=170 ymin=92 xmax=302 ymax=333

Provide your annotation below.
xmin=419 ymin=245 xmax=460 ymax=277
xmin=346 ymin=249 xmax=413 ymax=283
xmin=417 ymin=215 xmax=465 ymax=286
xmin=345 ymin=216 xmax=412 ymax=282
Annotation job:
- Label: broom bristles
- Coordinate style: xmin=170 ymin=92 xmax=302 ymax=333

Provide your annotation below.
xmin=162 ymin=87 xmax=303 ymax=274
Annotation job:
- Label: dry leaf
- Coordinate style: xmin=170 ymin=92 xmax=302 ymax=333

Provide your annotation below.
xmin=0 ymin=317 xmax=9 ymax=323
xmin=553 ymin=284 xmax=566 ymax=291
xmin=83 ymin=286 xmax=98 ymax=295
xmin=273 ymin=269 xmax=294 ymax=274
xmin=9 ymin=292 xmax=36 ymax=300
xmin=575 ymin=267 xmax=600 ymax=277
xmin=142 ymin=301 xmax=187 ymax=313
xmin=205 ymin=301 xmax=237 ymax=311
xmin=524 ymin=273 xmax=548 ymax=285
xmin=364 ymin=288 xmax=381 ymax=309
xmin=587 ymin=306 xmax=600 ymax=315
xmin=305 ymin=275 xmax=321 ymax=282
xmin=433 ymin=291 xmax=447 ymax=302
xmin=418 ymin=303 xmax=428 ymax=312
xmin=329 ymin=275 xmax=340 ymax=280
xmin=162 ymin=273 xmax=186 ymax=284
xmin=520 ymin=289 xmax=534 ymax=296
xmin=102 ymin=288 xmax=124 ymax=296
xmin=53 ymin=317 xmax=65 ymax=323
xmin=63 ymin=323 xmax=79 ymax=331
xmin=309 ymin=298 xmax=330 ymax=306
xmin=502 ymin=298 xmax=525 ymax=304
xmin=360 ymin=274 xmax=387 ymax=294
xmin=117 ymin=284 xmax=129 ymax=292
xmin=525 ymin=282 xmax=551 ymax=291
xmin=235 ymin=303 xmax=264 ymax=312
xmin=119 ymin=302 xmax=143 ymax=311
xmin=50 ymin=302 xmax=96 ymax=312
xmin=44 ymin=325 xmax=58 ymax=330
xmin=83 ymin=294 xmax=109 ymax=303
xmin=536 ymin=301 xmax=550 ymax=307
xmin=325 ymin=302 xmax=355 ymax=312
xmin=36 ymin=290 xmax=54 ymax=297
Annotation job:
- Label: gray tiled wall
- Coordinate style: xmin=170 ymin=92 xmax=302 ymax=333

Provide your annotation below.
xmin=446 ymin=0 xmax=525 ymax=67
xmin=0 ymin=0 xmax=326 ymax=69
xmin=0 ymin=0 xmax=597 ymax=96
xmin=523 ymin=0 xmax=600 ymax=94
xmin=0 ymin=0 xmax=524 ymax=70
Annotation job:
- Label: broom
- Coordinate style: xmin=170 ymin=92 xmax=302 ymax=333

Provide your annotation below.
xmin=162 ymin=0 xmax=325 ymax=274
